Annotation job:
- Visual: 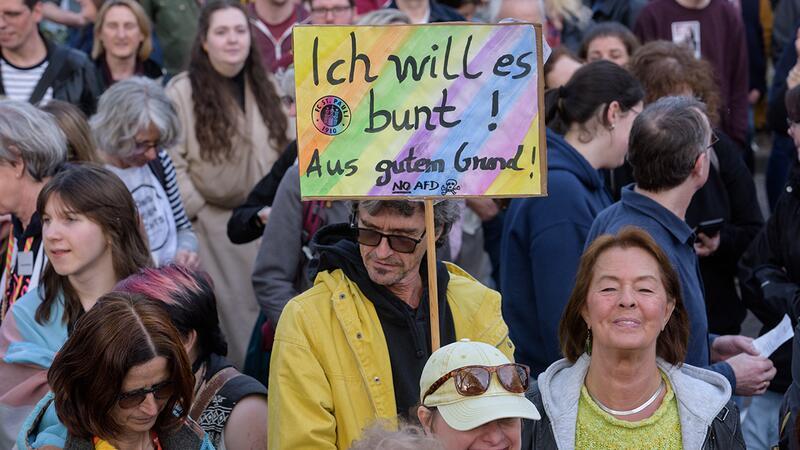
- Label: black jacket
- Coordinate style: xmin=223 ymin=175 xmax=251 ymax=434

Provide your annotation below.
xmin=94 ymin=56 xmax=164 ymax=91
xmin=685 ymin=131 xmax=764 ymax=335
xmin=740 ymin=167 xmax=800 ymax=395
xmin=227 ymin=141 xmax=298 ymax=244
xmin=0 ymin=38 xmax=102 ymax=116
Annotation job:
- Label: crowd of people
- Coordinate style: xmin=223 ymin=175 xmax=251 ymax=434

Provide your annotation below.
xmin=0 ymin=0 xmax=798 ymax=448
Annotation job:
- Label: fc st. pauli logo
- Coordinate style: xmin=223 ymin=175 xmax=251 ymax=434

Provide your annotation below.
xmin=313 ymin=96 xmax=351 ymax=135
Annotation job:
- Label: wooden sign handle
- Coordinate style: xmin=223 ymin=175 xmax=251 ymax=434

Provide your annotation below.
xmin=424 ymin=199 xmax=440 ymax=351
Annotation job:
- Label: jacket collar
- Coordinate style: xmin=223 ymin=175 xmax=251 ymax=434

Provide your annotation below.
xmin=620 ymin=185 xmax=695 ymax=246
xmin=538 ymin=354 xmax=731 ymax=449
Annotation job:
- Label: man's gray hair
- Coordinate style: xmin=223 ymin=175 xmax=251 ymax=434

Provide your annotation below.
xmin=628 ymin=96 xmax=711 ymax=192
xmin=355 ymin=8 xmax=411 ymax=25
xmin=354 ymin=199 xmax=460 ymax=247
xmin=490 ymin=0 xmax=546 ymax=23
xmin=90 ymin=77 xmax=181 ymax=159
xmin=0 ymin=100 xmax=67 ymax=181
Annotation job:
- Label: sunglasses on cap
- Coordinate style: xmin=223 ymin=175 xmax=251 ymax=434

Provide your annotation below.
xmin=422 ymin=363 xmax=531 ymax=405
xmin=117 ymin=380 xmax=174 ymax=409
xmin=352 ymin=226 xmax=426 ymax=254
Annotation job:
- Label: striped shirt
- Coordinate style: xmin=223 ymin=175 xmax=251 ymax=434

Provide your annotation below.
xmin=0 ymin=56 xmax=53 ymax=103
xmin=158 ymin=149 xmax=192 ymax=232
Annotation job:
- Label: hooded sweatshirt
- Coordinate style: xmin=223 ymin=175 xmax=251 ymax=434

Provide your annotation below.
xmin=524 ymin=355 xmax=744 ymax=449
xmin=500 ymin=129 xmax=612 ymax=375
xmin=309 ymin=223 xmax=456 ymax=418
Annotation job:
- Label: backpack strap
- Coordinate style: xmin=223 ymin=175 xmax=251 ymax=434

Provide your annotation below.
xmin=189 ymin=366 xmax=240 ymax=421
xmin=29 ymin=46 xmax=69 ymax=105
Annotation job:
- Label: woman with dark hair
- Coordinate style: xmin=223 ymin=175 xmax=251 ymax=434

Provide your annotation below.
xmin=116 ymin=265 xmax=267 ymax=450
xmin=523 ymin=227 xmax=744 ymax=449
xmin=0 ymin=164 xmax=151 ymax=446
xmin=20 ymin=292 xmax=212 ymax=449
xmin=500 ymin=60 xmax=644 ymax=376
xmin=543 ymin=47 xmax=582 ymax=89
xmin=166 ymin=0 xmax=290 ymax=366
xmin=578 ymin=22 xmax=639 ymax=66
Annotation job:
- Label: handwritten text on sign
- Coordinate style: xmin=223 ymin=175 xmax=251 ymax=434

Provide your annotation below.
xmin=293 ymin=24 xmax=545 ymax=198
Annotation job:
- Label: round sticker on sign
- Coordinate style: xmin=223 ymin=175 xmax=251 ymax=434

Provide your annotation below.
xmin=313 ymin=96 xmax=351 ymax=135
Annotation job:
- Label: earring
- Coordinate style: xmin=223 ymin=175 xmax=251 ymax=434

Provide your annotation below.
xmin=609 ymin=124 xmax=616 ymax=131
xmin=585 ymin=328 xmax=593 ymax=356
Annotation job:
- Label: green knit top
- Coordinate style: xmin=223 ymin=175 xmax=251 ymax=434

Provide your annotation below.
xmin=575 ymin=372 xmax=682 ymax=449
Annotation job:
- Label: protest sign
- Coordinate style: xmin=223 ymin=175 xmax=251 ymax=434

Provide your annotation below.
xmin=293 ymin=23 xmax=546 ymax=199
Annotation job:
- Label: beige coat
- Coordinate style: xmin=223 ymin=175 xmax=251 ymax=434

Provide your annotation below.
xmin=166 ymin=72 xmax=283 ymax=367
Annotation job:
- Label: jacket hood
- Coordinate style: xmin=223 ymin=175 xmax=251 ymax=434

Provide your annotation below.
xmin=537 ymin=354 xmax=732 ymax=450
xmin=308 ymin=223 xmax=361 ymax=281
xmin=546 ymin=128 xmax=605 ymax=192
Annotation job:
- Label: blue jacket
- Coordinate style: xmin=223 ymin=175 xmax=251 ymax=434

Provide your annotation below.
xmin=500 ymin=129 xmax=612 ymax=375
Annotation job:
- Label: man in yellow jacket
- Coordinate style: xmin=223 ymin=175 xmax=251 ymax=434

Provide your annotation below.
xmin=267 ymin=199 xmax=515 ymax=449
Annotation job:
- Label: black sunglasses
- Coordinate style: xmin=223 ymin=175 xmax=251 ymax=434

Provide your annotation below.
xmin=117 ymin=380 xmax=174 ymax=409
xmin=353 ymin=227 xmax=426 ymax=254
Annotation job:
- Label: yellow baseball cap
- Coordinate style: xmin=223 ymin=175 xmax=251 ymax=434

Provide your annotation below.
xmin=419 ymin=339 xmax=540 ymax=431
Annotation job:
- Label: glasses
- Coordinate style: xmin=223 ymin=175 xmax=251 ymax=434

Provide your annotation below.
xmin=422 ymin=364 xmax=530 ymax=404
xmin=117 ymin=381 xmax=174 ymax=409
xmin=707 ymin=132 xmax=719 ymax=149
xmin=353 ymin=227 xmax=425 ymax=254
xmin=133 ymin=140 xmax=158 ymax=153
xmin=310 ymin=5 xmax=352 ymax=17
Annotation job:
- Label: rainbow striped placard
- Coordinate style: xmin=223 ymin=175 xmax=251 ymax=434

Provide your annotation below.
xmin=293 ymin=23 xmax=546 ymax=199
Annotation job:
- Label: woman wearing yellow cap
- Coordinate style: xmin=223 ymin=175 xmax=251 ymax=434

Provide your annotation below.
xmin=416 ymin=339 xmax=540 ymax=450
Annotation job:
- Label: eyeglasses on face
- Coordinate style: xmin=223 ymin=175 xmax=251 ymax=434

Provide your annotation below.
xmin=422 ymin=363 xmax=531 ymax=405
xmin=707 ymin=131 xmax=719 ymax=149
xmin=353 ymin=226 xmax=426 ymax=254
xmin=117 ymin=380 xmax=174 ymax=409
xmin=310 ymin=5 xmax=352 ymax=17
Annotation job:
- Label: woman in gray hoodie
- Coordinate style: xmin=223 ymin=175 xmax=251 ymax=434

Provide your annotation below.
xmin=522 ymin=227 xmax=745 ymax=449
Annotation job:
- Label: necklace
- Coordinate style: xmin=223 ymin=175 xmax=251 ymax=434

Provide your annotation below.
xmin=588 ymin=379 xmax=666 ymax=417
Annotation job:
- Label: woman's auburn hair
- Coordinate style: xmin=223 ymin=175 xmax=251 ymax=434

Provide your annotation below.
xmin=559 ymin=226 xmax=690 ymax=365
xmin=48 ymin=292 xmax=194 ymax=440
xmin=187 ymin=0 xmax=289 ymax=163
xmin=629 ymin=40 xmax=721 ymax=125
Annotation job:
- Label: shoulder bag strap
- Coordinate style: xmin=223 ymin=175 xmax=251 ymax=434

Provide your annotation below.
xmin=29 ymin=46 xmax=69 ymax=105
xmin=189 ymin=366 xmax=240 ymax=421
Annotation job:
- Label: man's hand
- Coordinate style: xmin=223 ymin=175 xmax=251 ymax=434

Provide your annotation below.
xmin=727 ymin=353 xmax=776 ymax=396
xmin=257 ymin=206 xmax=271 ymax=227
xmin=694 ymin=232 xmax=720 ymax=257
xmin=174 ymin=250 xmax=200 ymax=269
xmin=711 ymin=334 xmax=758 ymax=362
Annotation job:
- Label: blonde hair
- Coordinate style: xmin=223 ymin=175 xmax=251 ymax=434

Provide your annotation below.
xmin=92 ymin=0 xmax=153 ymax=61
xmin=349 ymin=421 xmax=444 ymax=450
xmin=545 ymin=0 xmax=590 ymax=25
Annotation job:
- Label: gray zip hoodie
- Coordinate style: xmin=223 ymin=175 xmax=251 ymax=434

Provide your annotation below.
xmin=524 ymin=354 xmax=745 ymax=449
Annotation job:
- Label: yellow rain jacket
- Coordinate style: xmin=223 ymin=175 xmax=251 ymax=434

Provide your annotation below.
xmin=267 ymin=262 xmax=514 ymax=449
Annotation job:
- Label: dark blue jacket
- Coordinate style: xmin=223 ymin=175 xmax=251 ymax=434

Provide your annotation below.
xmin=500 ymin=129 xmax=612 ymax=375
